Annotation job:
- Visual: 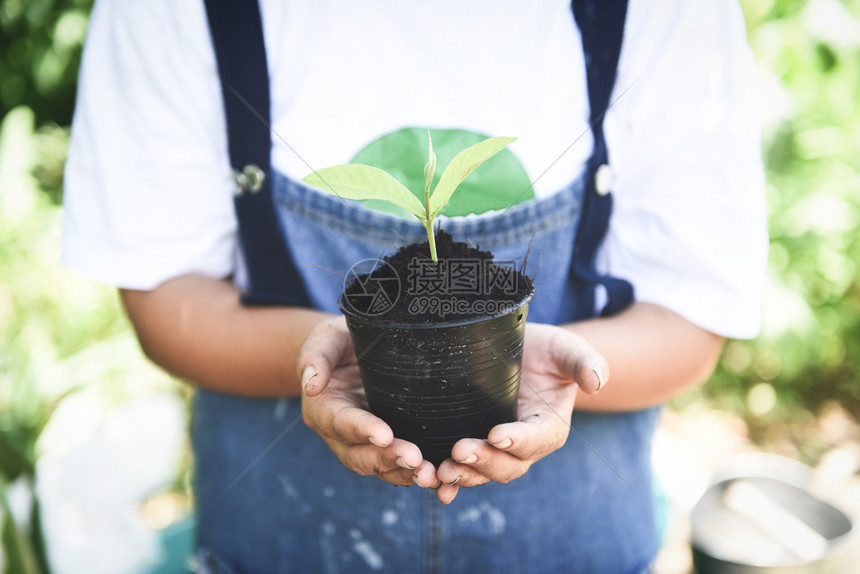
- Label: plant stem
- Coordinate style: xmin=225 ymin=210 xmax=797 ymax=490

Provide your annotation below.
xmin=423 ymin=219 xmax=438 ymax=263
xmin=424 ymin=176 xmax=432 ymax=219
xmin=421 ymin=131 xmax=438 ymax=263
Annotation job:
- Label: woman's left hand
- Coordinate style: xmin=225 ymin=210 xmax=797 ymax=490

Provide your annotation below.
xmin=297 ymin=317 xmax=432 ymax=487
xmin=433 ymin=322 xmax=608 ymax=503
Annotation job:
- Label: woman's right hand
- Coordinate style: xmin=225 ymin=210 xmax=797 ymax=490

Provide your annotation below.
xmin=296 ymin=317 xmax=442 ymax=492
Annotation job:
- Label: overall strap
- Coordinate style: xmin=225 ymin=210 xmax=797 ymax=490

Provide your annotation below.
xmin=204 ymin=0 xmax=632 ymax=312
xmin=203 ymin=0 xmax=311 ymax=307
xmin=570 ymin=0 xmax=635 ymax=318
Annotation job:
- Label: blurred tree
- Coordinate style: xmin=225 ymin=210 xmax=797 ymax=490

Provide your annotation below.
xmin=0 ymin=0 xmax=92 ymax=126
xmin=1 ymin=0 xmax=93 ymax=205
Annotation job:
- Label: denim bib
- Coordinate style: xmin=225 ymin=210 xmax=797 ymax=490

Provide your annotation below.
xmin=192 ymin=172 xmax=661 ymax=573
xmin=198 ymin=1 xmax=655 ymax=572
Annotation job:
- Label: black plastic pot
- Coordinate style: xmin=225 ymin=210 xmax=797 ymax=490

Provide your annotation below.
xmin=338 ymin=293 xmax=533 ymax=467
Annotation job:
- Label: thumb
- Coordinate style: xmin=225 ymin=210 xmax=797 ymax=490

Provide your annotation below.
xmin=296 ymin=317 xmax=352 ymax=396
xmin=549 ymin=328 xmax=609 ymax=395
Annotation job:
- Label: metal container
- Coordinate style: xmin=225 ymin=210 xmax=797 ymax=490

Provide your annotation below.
xmin=691 ymin=454 xmax=860 ymax=573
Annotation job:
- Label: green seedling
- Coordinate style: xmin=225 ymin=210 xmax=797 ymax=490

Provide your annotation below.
xmin=303 ymin=133 xmax=516 ymax=263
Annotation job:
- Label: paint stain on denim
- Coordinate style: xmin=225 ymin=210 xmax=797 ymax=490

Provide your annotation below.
xmin=457 ymin=502 xmax=506 ymax=536
xmin=350 ymin=528 xmax=384 ymax=570
xmin=273 ymin=398 xmax=288 ymax=422
xmin=320 ymin=521 xmax=337 ymax=574
xmin=277 ymin=473 xmax=311 ymax=515
xmin=381 ymin=509 xmax=398 ymax=526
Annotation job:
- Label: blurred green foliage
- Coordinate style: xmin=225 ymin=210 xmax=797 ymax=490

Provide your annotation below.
xmin=1 ymin=5 xmax=169 ymax=572
xmin=0 ymin=105 xmax=183 ymax=574
xmin=1 ymin=0 xmax=92 ymax=206
xmin=0 ymin=0 xmax=91 ymax=126
xmin=676 ymin=0 xmax=860 ymax=434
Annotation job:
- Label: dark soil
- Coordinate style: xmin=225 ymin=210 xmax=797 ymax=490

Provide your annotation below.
xmin=343 ymin=229 xmax=533 ymax=324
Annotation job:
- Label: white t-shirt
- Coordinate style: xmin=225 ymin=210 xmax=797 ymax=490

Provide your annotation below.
xmin=62 ymin=0 xmax=767 ymax=338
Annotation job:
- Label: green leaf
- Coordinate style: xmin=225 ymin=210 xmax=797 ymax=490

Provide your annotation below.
xmin=29 ymin=496 xmax=50 ymax=574
xmin=423 ymin=130 xmax=436 ymax=204
xmin=1 ymin=481 xmax=41 ymax=574
xmin=0 ymin=427 xmax=35 ymax=483
xmin=303 ymin=164 xmax=427 ymax=220
xmin=428 ymin=136 xmax=517 ymax=218
xmin=350 ymin=128 xmax=533 ymax=218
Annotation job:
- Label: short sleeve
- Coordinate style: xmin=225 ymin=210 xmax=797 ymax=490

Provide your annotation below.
xmin=62 ymin=0 xmax=237 ymax=290
xmin=601 ymin=0 xmax=768 ymax=339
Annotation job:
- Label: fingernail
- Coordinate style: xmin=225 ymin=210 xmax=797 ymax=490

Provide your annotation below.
xmin=491 ymin=437 xmax=513 ymax=449
xmin=369 ymin=437 xmax=389 ymax=448
xmin=413 ymin=473 xmax=422 ymax=487
xmin=447 ymin=475 xmax=462 ymax=486
xmin=301 ymin=366 xmax=318 ymax=390
xmin=592 ymin=365 xmax=605 ymax=392
xmin=396 ymin=457 xmax=416 ymax=470
xmin=458 ymin=453 xmax=478 ymax=465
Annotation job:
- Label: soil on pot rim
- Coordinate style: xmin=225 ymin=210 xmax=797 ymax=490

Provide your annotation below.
xmin=342 ymin=229 xmax=533 ymax=324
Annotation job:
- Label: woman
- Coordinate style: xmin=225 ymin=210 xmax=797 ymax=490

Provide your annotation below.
xmin=63 ymin=0 xmax=766 ymax=571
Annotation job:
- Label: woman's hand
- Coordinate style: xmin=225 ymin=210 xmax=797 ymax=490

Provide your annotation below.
xmin=433 ymin=322 xmax=608 ymax=503
xmin=297 ymin=317 xmax=436 ymax=488
xmin=297 ymin=319 xmax=607 ymax=504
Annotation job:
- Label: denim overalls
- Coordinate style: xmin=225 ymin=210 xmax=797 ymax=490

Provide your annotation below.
xmin=196 ymin=2 xmax=659 ymax=572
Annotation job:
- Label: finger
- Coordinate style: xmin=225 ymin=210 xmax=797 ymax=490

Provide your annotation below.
xmin=296 ymin=318 xmax=351 ymax=395
xmin=304 ymin=390 xmax=394 ymax=448
xmin=437 ymin=459 xmax=491 ymax=488
xmin=412 ymin=460 xmax=442 ymax=489
xmin=328 ymin=439 xmax=422 ymax=478
xmin=450 ymin=439 xmax=531 ymax=485
xmin=549 ymin=328 xmax=609 ymax=395
xmin=436 ymin=483 xmax=459 ymax=504
xmin=384 ymin=438 xmax=424 ymax=471
xmin=329 ymin=405 xmax=396 ymax=448
xmin=486 ymin=412 xmax=570 ymax=462
xmin=376 ymin=467 xmax=417 ymax=487
xmin=303 ymin=393 xmax=394 ymax=449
